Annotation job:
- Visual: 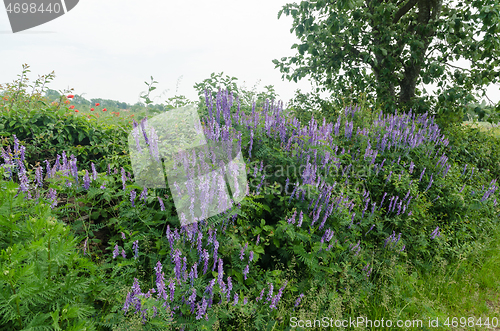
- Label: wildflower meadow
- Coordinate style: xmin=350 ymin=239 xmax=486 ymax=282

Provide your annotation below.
xmin=0 ymin=65 xmax=499 ymax=330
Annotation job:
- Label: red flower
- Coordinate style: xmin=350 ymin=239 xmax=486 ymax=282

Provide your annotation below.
xmin=75 ymin=110 xmax=79 ymax=112
xmin=95 ymin=103 xmax=100 ymax=106
xmin=69 ymin=105 xmax=75 ymax=109
xmin=67 ymin=95 xmax=74 ymax=98
xmin=91 ymin=108 xmax=95 ymax=111
xmin=102 ymin=108 xmax=107 ymax=111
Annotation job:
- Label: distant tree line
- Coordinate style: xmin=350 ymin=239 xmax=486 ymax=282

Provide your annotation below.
xmin=44 ymin=89 xmax=130 ymax=109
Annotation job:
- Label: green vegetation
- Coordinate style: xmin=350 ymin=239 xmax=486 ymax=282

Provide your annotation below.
xmin=0 ymin=64 xmax=499 ymax=330
xmin=272 ymin=0 xmax=500 ymax=128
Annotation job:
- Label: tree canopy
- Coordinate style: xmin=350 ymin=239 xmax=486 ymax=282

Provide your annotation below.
xmin=273 ymin=0 xmax=500 ymax=125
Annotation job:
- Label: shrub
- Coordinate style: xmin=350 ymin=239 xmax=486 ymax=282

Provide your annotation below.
xmin=0 ymin=169 xmax=98 ymax=330
xmin=0 ymin=65 xmax=131 ymax=173
xmin=444 ymin=123 xmax=500 ymax=180
xmin=1 ymin=70 xmax=498 ymax=329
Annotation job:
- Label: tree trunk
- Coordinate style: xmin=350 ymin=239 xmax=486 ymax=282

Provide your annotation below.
xmin=398 ymin=0 xmax=443 ymax=112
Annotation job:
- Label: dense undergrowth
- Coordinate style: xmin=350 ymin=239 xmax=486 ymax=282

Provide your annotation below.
xmin=0 ymin=67 xmax=499 ymax=330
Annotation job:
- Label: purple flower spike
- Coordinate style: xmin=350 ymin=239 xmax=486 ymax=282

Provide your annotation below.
xmin=266 ymin=283 xmax=274 ymax=303
xmin=297 ymin=211 xmax=304 ymax=227
xmin=240 ymin=245 xmax=246 ymax=261
xmin=365 ymin=224 xmax=375 ymax=236
xmin=419 ymin=168 xmax=426 ymax=181
xmin=158 ymin=196 xmax=165 ymax=211
xmin=121 ymin=167 xmax=127 ymax=191
xmin=233 ymin=293 xmax=239 ymax=306
xmin=130 ymin=190 xmax=136 ymax=207
xmin=140 ymin=117 xmax=149 ymax=145
xmin=113 ymin=244 xmax=119 ymax=259
xmin=294 ymin=293 xmax=305 ymax=308
xmin=83 ymin=170 xmax=91 ymax=190
xmin=47 ymin=188 xmax=58 ymax=209
xmin=243 ymin=265 xmax=249 ymax=280
xmin=91 ymin=162 xmax=97 ymax=180
xmin=196 ymin=297 xmax=208 ymax=320
xmin=139 ymin=186 xmax=148 ymax=202
xmin=256 ymin=288 xmax=265 ymax=302
xmin=430 ymin=226 xmax=440 ymax=239
xmin=132 ymin=240 xmax=139 ymax=259
xmin=35 ymin=166 xmax=43 ymax=188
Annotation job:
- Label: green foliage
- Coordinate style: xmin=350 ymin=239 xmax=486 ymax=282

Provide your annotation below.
xmin=463 ymin=99 xmax=500 ymax=127
xmin=0 ymin=65 xmax=131 ymax=172
xmin=0 ymin=173 xmax=97 ymax=330
xmin=444 ymin=123 xmax=500 ymax=180
xmin=193 ymin=72 xmax=280 ymax=112
xmin=273 ymin=0 xmax=500 ymax=127
xmin=1 ymin=65 xmax=499 ymax=330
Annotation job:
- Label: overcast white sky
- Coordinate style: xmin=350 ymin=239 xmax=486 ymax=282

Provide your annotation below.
xmin=1 ymin=0 xmax=499 ymax=108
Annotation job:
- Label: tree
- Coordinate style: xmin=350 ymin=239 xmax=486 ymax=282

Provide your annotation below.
xmin=73 ymin=94 xmax=90 ymax=105
xmin=44 ymin=89 xmax=61 ymax=100
xmin=273 ymin=0 xmax=500 ymax=126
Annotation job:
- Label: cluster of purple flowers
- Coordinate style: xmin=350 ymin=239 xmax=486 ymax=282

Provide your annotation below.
xmin=112 ymin=243 xmax=127 ymax=259
xmin=123 ymin=278 xmax=149 ymax=323
xmin=4 ymin=85 xmax=500 ymax=328
xmin=362 ymin=263 xmax=373 ymax=279
xmin=123 ymin=213 xmax=266 ymax=324
xmin=384 ymin=231 xmax=403 ymax=251
xmin=481 ymin=180 xmax=498 ymax=202
xmin=130 ymin=190 xmax=136 ymax=207
xmin=268 ymin=281 xmax=288 ymax=310
xmin=430 ymin=226 xmax=441 ymax=239
xmin=0 ymin=135 xmax=113 ymax=207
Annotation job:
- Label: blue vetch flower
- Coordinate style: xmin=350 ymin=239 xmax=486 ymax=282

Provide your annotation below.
xmin=132 ymin=240 xmax=139 ymax=259
xmin=243 ymin=265 xmax=249 ymax=280
xmin=294 ymin=293 xmax=305 ymax=309
xmin=83 ymin=170 xmax=91 ymax=190
xmin=113 ymin=244 xmax=119 ymax=259
xmin=430 ymin=226 xmax=440 ymax=239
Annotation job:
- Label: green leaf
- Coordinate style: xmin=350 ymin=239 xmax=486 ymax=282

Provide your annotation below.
xmin=297 ymin=25 xmax=304 ymax=36
xmin=254 ymin=245 xmax=265 ymax=254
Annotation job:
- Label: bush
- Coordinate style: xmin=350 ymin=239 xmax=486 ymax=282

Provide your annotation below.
xmin=1 ymin=67 xmax=499 ymax=329
xmin=0 ymin=65 xmax=131 ymax=173
xmin=444 ymin=123 xmax=500 ymax=180
xmin=0 ymin=170 xmax=98 ymax=330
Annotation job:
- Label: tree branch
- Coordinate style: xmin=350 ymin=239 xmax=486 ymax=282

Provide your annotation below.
xmin=392 ymin=0 xmax=418 ymax=24
xmin=443 ymin=62 xmax=472 ymax=72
